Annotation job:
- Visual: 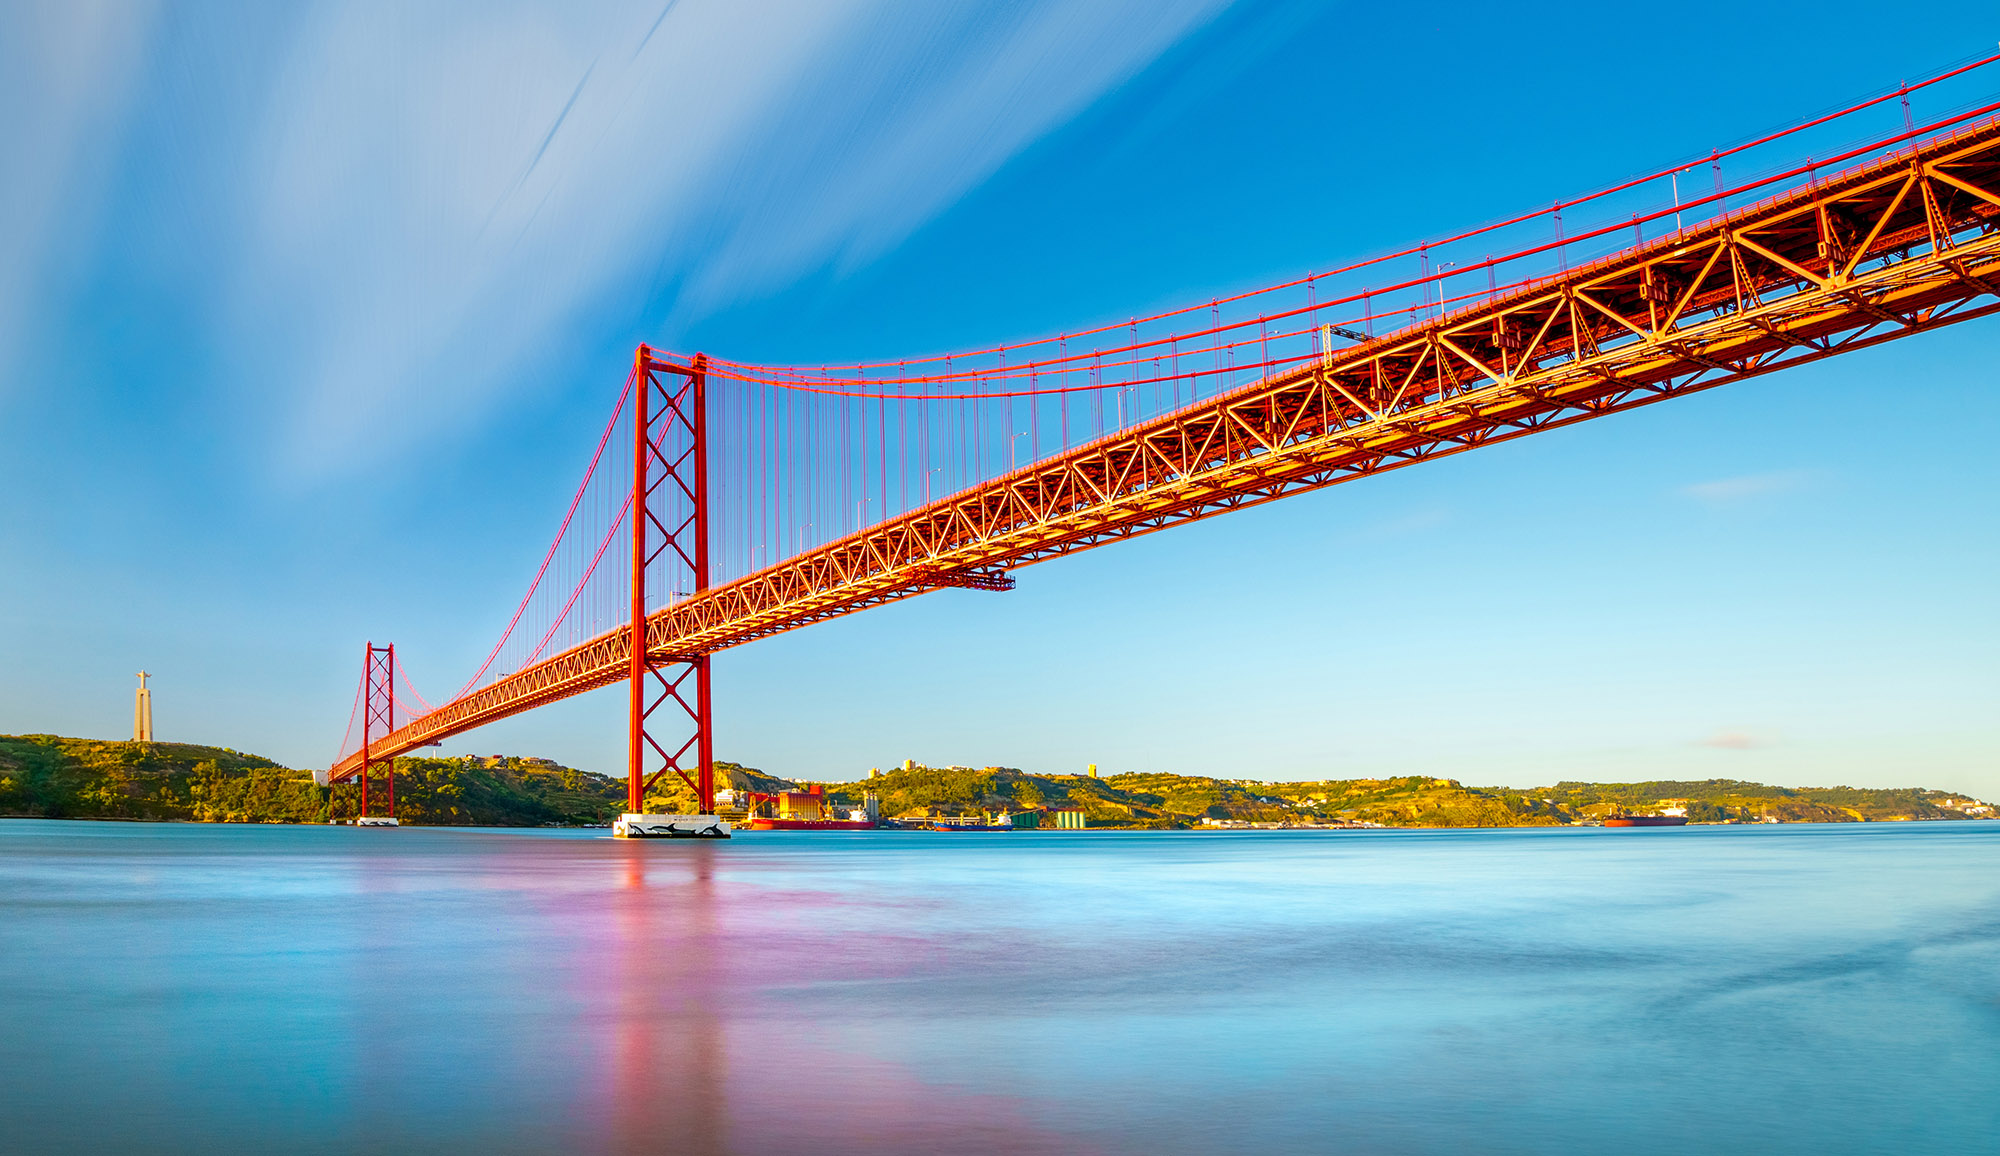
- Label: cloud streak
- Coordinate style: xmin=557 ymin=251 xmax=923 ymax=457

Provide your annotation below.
xmin=0 ymin=1 xmax=155 ymax=387
xmin=1679 ymin=469 xmax=1814 ymax=503
xmin=22 ymin=0 xmax=1223 ymax=475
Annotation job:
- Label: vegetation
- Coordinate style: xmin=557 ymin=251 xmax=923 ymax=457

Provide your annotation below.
xmin=0 ymin=736 xmax=626 ymax=826
xmin=2 ymin=735 xmax=1990 ymax=829
xmin=1523 ymin=779 xmax=1985 ymax=824
xmin=758 ymin=763 xmax=1993 ymax=830
xmin=786 ymin=766 xmax=1579 ymax=828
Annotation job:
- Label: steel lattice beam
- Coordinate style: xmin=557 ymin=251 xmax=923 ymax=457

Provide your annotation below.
xmin=328 ymin=118 xmax=2000 ymax=780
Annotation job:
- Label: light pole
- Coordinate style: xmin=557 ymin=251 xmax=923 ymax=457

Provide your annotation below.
xmin=1009 ymin=431 xmax=1029 ymax=471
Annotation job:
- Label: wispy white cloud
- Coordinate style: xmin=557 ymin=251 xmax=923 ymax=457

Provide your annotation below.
xmin=675 ymin=3 xmax=1232 ymax=311
xmin=193 ymin=0 xmax=1229 ymax=473
xmin=0 ymin=1 xmax=156 ymax=386
xmin=1678 ymin=469 xmax=1814 ymax=503
xmin=1697 ymin=728 xmax=1766 ymax=750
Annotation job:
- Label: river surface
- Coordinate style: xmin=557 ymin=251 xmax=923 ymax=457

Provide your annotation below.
xmin=1 ymin=820 xmax=1995 ymax=1154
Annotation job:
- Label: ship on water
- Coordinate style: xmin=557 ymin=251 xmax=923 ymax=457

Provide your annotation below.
xmin=742 ymin=786 xmax=879 ymax=830
xmin=860 ymin=810 xmax=1033 ymax=831
xmin=737 ymin=786 xmax=1033 ymax=831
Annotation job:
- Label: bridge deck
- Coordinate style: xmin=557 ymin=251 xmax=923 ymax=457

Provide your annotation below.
xmin=331 ymin=116 xmax=2000 ymax=780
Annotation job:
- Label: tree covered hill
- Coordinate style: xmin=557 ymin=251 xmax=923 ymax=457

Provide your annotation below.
xmin=772 ymin=764 xmax=1994 ymax=829
xmin=794 ymin=765 xmax=1580 ymax=827
xmin=2 ymin=735 xmax=1989 ymax=828
xmin=0 ymin=736 xmax=626 ymax=826
xmin=1527 ymin=779 xmax=1984 ymax=823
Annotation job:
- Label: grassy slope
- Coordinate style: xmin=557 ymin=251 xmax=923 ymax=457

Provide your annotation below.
xmin=0 ymin=736 xmax=626 ymax=826
xmin=1529 ymin=779 xmax=1978 ymax=823
xmin=788 ymin=766 xmax=1584 ymax=827
xmin=782 ymin=764 xmax=1990 ymax=829
xmin=3 ymin=737 xmax=1987 ymax=828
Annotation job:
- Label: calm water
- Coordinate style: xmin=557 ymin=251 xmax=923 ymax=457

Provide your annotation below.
xmin=1 ymin=820 xmax=1995 ymax=1154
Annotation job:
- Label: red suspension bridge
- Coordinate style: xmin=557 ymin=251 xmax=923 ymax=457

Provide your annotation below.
xmin=330 ymin=58 xmax=2000 ymax=823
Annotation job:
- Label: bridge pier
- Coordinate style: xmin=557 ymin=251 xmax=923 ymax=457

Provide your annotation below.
xmin=355 ymin=642 xmax=399 ymax=826
xmin=622 ymin=347 xmax=726 ymax=837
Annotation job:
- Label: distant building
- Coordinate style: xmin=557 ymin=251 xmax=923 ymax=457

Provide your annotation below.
xmin=1053 ymin=808 xmax=1087 ymax=829
xmin=1087 ymin=763 xmax=1098 ymax=778
xmin=132 ymin=672 xmax=153 ymax=742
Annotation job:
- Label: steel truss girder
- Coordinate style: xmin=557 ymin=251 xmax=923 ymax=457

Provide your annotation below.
xmin=329 ymin=117 xmax=2000 ymax=777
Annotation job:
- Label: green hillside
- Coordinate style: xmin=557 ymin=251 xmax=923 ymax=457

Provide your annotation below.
xmin=796 ymin=766 xmax=1578 ymax=827
xmin=1523 ymin=779 xmax=1983 ymax=823
xmin=788 ymin=764 xmax=1991 ymax=829
xmin=0 ymin=736 xmax=626 ymax=826
xmin=2 ymin=735 xmax=1989 ymax=829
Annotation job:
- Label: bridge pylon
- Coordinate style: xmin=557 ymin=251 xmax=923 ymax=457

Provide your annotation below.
xmin=357 ymin=642 xmax=398 ymax=825
xmin=619 ymin=346 xmax=725 ymax=838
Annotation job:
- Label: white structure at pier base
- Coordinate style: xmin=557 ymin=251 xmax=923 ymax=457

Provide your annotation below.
xmin=613 ymin=814 xmax=731 ymax=839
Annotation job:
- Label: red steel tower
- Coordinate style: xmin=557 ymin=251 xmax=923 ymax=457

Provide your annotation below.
xmin=360 ymin=642 xmax=395 ymax=819
xmin=626 ymin=347 xmax=715 ymax=817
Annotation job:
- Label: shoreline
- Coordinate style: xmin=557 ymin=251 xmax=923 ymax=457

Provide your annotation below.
xmin=5 ymin=813 xmax=1995 ymax=834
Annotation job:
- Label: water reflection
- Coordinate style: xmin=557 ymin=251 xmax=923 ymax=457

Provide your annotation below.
xmin=594 ymin=842 xmax=1079 ymax=1155
xmin=0 ymin=822 xmax=1995 ymax=1154
xmin=606 ymin=846 xmax=725 ymax=1155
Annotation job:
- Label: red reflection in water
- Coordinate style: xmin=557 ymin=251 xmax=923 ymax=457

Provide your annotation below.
xmin=593 ymin=843 xmax=1095 ymax=1156
xmin=608 ymin=845 xmax=726 ymax=1155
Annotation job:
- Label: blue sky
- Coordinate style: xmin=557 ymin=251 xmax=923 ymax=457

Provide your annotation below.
xmin=3 ymin=0 xmax=1997 ymax=800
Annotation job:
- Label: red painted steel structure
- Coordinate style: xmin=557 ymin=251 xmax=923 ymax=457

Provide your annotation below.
xmin=358 ymin=642 xmax=395 ymax=819
xmin=326 ymin=88 xmax=2000 ymax=792
xmin=625 ymin=348 xmax=716 ymax=815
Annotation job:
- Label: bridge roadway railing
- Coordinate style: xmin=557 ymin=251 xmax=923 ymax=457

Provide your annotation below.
xmin=328 ymin=116 xmax=2000 ymax=781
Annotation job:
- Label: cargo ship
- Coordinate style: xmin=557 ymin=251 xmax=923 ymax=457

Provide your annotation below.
xmin=1603 ymin=815 xmax=1688 ymax=827
xmin=747 ymin=816 xmax=875 ymax=830
xmin=734 ymin=786 xmax=1027 ymax=831
xmin=741 ymin=786 xmax=878 ymax=831
xmin=873 ymin=813 xmax=1025 ymax=831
